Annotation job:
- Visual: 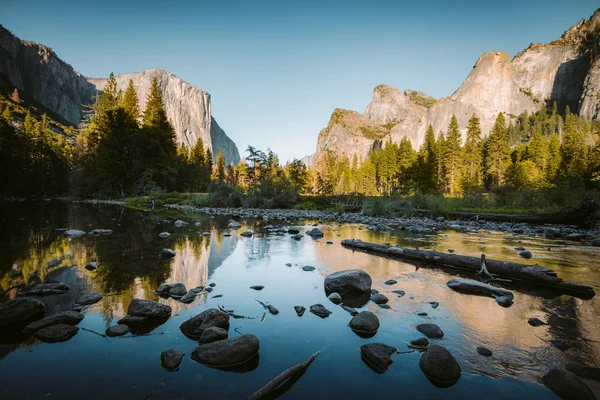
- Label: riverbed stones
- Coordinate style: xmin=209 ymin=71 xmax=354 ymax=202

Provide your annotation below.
xmin=290 ymin=234 xmax=303 ymax=240
xmin=240 ymin=230 xmax=253 ymax=237
xmin=392 ymin=290 xmax=406 ymax=297
xmin=371 ymin=293 xmax=389 ymax=304
xmin=168 ymin=283 xmax=187 ymax=297
xmin=199 ymin=327 xmax=228 ymax=344
xmin=477 ymin=346 xmax=493 ymax=357
xmin=24 ymin=311 xmax=83 ymax=333
xmin=64 ymin=229 xmax=86 ymax=238
xmin=306 ymin=228 xmax=324 ymax=237
xmin=419 ymin=345 xmax=461 ymax=386
xmin=77 ymin=293 xmax=103 ymax=306
xmin=410 ymin=337 xmax=429 ymax=348
xmin=161 ymin=349 xmax=184 ymax=372
xmin=228 ymin=220 xmax=242 ymax=229
xmin=324 ymin=269 xmax=372 ymax=294
xmin=302 ymin=265 xmax=316 ymax=272
xmin=519 ymin=250 xmax=533 ymax=259
xmin=250 ymin=285 xmax=264 ymax=291
xmin=118 ymin=316 xmax=149 ymax=326
xmin=179 ymin=291 xmax=196 ymax=303
xmin=34 ymin=324 xmax=79 ymax=343
xmin=447 ymin=279 xmax=514 ymax=305
xmin=361 ymin=343 xmax=397 ymax=373
xmin=155 ymin=283 xmax=172 ymax=294
xmin=328 ymin=292 xmax=342 ymax=303
xmin=349 ymin=311 xmax=379 ymax=334
xmin=180 ymin=308 xmax=230 ymax=340
xmin=294 ymin=306 xmax=306 ymax=317
xmin=106 ymin=324 xmax=129 ymax=337
xmin=161 ymin=248 xmax=176 ymax=258
xmin=430 ymin=301 xmax=439 ymax=309
xmin=309 ymin=304 xmax=332 ymax=318
xmin=566 ymin=363 xmax=600 ymax=382
xmin=174 ymin=220 xmax=188 ymax=227
xmin=416 ymin=323 xmax=444 ymax=339
xmin=542 ymin=369 xmax=595 ymax=400
xmin=0 ymin=297 xmax=46 ymax=328
xmin=528 ymin=317 xmax=546 ymax=327
xmin=191 ymin=334 xmax=259 ymax=367
xmin=127 ymin=299 xmax=172 ymax=319
xmin=158 ymin=232 xmax=171 ymax=238
xmin=384 ymin=279 xmax=397 ymax=285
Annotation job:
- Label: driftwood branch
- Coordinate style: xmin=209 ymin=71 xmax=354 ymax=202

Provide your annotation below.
xmin=247 ymin=352 xmax=319 ymax=400
xmin=218 ymin=304 xmax=256 ymax=319
xmin=341 ymin=239 xmax=595 ymax=298
xmin=81 ymin=327 xmax=110 ymax=342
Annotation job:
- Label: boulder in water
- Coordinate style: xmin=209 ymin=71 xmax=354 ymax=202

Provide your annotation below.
xmin=161 ymin=248 xmax=176 ymax=258
xmin=361 ymin=343 xmax=397 ymax=373
xmin=106 ymin=324 xmax=129 ymax=337
xmin=191 ymin=334 xmax=259 ymax=368
xmin=0 ymin=297 xmax=45 ymax=329
xmin=416 ymin=323 xmax=444 ymax=339
xmin=161 ymin=349 xmax=184 ymax=372
xmin=199 ymin=326 xmax=228 ymax=344
xmin=419 ymin=344 xmax=461 ymax=387
xmin=168 ymin=283 xmax=187 ymax=297
xmin=309 ymin=304 xmax=332 ymax=318
xmin=180 ymin=308 xmax=230 ymax=340
xmin=77 ymin=293 xmax=103 ymax=306
xmin=34 ymin=324 xmax=79 ymax=343
xmin=24 ymin=311 xmax=83 ymax=333
xmin=127 ymin=299 xmax=172 ymax=319
xmin=349 ymin=311 xmax=379 ymax=335
xmin=324 ymin=269 xmax=372 ymax=294
xmin=542 ymin=369 xmax=595 ymax=400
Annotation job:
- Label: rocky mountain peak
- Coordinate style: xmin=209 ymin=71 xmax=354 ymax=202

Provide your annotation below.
xmin=560 ymin=8 xmax=600 ymax=44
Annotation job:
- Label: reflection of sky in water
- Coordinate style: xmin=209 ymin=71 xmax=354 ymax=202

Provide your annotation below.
xmin=1 ymin=202 xmax=599 ymax=399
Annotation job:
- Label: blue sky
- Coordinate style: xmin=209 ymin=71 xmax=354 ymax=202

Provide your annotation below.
xmin=1 ymin=0 xmax=598 ymax=162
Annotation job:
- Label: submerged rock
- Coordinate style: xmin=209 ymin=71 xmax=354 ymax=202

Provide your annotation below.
xmin=24 ymin=311 xmax=83 ymax=333
xmin=250 ymin=285 xmax=264 ymax=291
xmin=542 ymin=369 xmax=595 ymax=400
xmin=306 ymin=228 xmax=324 ymax=237
xmin=361 ymin=343 xmax=397 ymax=373
xmin=161 ymin=349 xmax=184 ymax=372
xmin=180 ymin=308 xmax=230 ymax=340
xmin=302 ymin=265 xmax=316 ymax=272
xmin=191 ymin=334 xmax=259 ymax=368
xmin=384 ymin=279 xmax=397 ymax=285
xmin=565 ymin=363 xmax=600 ymax=383
xmin=77 ymin=293 xmax=103 ymax=306
xmin=290 ymin=234 xmax=303 ymax=240
xmin=341 ymin=305 xmax=358 ymax=316
xmin=416 ymin=323 xmax=444 ymax=339
xmin=528 ymin=317 xmax=546 ymax=327
xmin=0 ymin=297 xmax=46 ymax=329
xmin=34 ymin=324 xmax=79 ymax=343
xmin=127 ymin=299 xmax=172 ymax=319
xmin=161 ymin=248 xmax=176 ymax=258
xmin=371 ymin=293 xmax=389 ymax=304
xmin=199 ymin=326 xmax=228 ymax=344
xmin=550 ymin=340 xmax=570 ymax=351
xmin=118 ymin=316 xmax=149 ymax=326
xmin=476 ymin=346 xmax=493 ymax=357
xmin=294 ymin=306 xmax=306 ymax=317
xmin=106 ymin=324 xmax=129 ymax=337
xmin=392 ymin=290 xmax=406 ymax=297
xmin=419 ymin=344 xmax=461 ymax=387
xmin=349 ymin=311 xmax=379 ymax=334
xmin=430 ymin=301 xmax=439 ymax=309
xmin=310 ymin=304 xmax=332 ymax=318
xmin=324 ymin=269 xmax=372 ymax=294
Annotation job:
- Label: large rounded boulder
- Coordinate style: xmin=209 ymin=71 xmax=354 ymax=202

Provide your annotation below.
xmin=0 ymin=297 xmax=46 ymax=329
xmin=191 ymin=334 xmax=259 ymax=368
xmin=180 ymin=308 xmax=230 ymax=340
xmin=127 ymin=299 xmax=172 ymax=319
xmin=349 ymin=311 xmax=380 ymax=337
xmin=419 ymin=344 xmax=461 ymax=387
xmin=542 ymin=369 xmax=595 ymax=400
xmin=24 ymin=311 xmax=83 ymax=333
xmin=361 ymin=343 xmax=397 ymax=373
xmin=324 ymin=269 xmax=372 ymax=294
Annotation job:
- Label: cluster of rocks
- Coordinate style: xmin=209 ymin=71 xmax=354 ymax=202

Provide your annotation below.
xmin=155 ymin=282 xmax=209 ymax=304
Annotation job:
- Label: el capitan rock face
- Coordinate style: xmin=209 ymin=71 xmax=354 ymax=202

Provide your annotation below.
xmin=314 ymin=8 xmax=600 ymax=163
xmin=0 ymin=25 xmax=240 ymax=165
xmin=87 ymin=70 xmax=240 ymax=165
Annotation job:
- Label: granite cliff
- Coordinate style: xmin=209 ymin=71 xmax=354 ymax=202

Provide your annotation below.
xmin=314 ymin=8 xmax=600 ymax=164
xmin=0 ymin=25 xmax=240 ymax=165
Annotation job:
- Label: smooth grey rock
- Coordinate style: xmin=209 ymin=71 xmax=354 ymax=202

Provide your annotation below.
xmin=324 ymin=269 xmax=372 ymax=294
xmin=161 ymin=349 xmax=184 ymax=372
xmin=88 ymin=229 xmax=112 ymax=236
xmin=240 ymin=230 xmax=253 ymax=237
xmin=349 ymin=311 xmax=379 ymax=334
xmin=542 ymin=369 xmax=595 ymax=400
xmin=392 ymin=290 xmax=406 ymax=297
xmin=419 ymin=344 xmax=461 ymax=386
xmin=416 ymin=323 xmax=444 ymax=339
xmin=161 ymin=248 xmax=176 ymax=258
xmin=199 ymin=326 xmax=228 ymax=344
xmin=77 ymin=293 xmax=103 ymax=306
xmin=306 ymin=228 xmax=324 ymax=237
xmin=155 ymin=283 xmax=172 ymax=294
xmin=519 ymin=250 xmax=533 ymax=259
xmin=378 ymin=304 xmax=392 ymax=309
xmin=0 ymin=297 xmax=45 ymax=328
xmin=302 ymin=266 xmax=316 ymax=272
xmin=127 ymin=299 xmax=172 ymax=319
xmin=24 ymin=311 xmax=83 ymax=333
xmin=384 ymin=279 xmax=397 ymax=285
xmin=294 ymin=305 xmax=305 ymax=317
xmin=168 ymin=283 xmax=187 ymax=297
xmin=174 ymin=219 xmax=188 ymax=227
xmin=430 ymin=301 xmax=439 ymax=309
xmin=476 ymin=346 xmax=493 ymax=357
xmin=250 ymin=285 xmax=264 ymax=291
xmin=309 ymin=304 xmax=332 ymax=318
xmin=118 ymin=316 xmax=149 ymax=326
xmin=327 ymin=292 xmax=342 ymax=303
xmin=371 ymin=293 xmax=389 ymax=304
xmin=179 ymin=291 xmax=196 ymax=304
xmin=361 ymin=343 xmax=397 ymax=373
xmin=34 ymin=324 xmax=79 ymax=343
xmin=180 ymin=308 xmax=230 ymax=340
xmin=158 ymin=232 xmax=171 ymax=238
xmin=106 ymin=324 xmax=129 ymax=337
xmin=495 ymin=295 xmax=514 ymax=307
xmin=191 ymin=334 xmax=259 ymax=367
xmin=410 ymin=337 xmax=429 ymax=348
xmin=290 ymin=234 xmax=303 ymax=240
xmin=84 ymin=262 xmax=98 ymax=271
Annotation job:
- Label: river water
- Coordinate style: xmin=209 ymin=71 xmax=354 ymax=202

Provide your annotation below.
xmin=1 ymin=201 xmax=599 ymax=399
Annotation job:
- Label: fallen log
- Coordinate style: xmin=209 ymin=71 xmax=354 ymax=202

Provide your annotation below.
xmin=246 ymin=352 xmax=319 ymax=400
xmin=341 ymin=239 xmax=595 ymax=299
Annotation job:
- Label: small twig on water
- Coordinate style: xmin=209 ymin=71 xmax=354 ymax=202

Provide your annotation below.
xmin=260 ymin=312 xmax=266 ymax=322
xmin=396 ymin=349 xmax=416 ymax=354
xmin=218 ymin=304 xmax=256 ymax=319
xmin=81 ymin=327 xmax=110 ymax=342
xmin=234 ymin=326 xmax=243 ymax=335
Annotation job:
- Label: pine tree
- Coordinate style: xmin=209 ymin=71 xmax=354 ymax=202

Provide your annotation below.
xmin=416 ymin=124 xmax=437 ymax=193
xmin=10 ymin=88 xmax=21 ymax=104
xmin=121 ymin=79 xmax=140 ymax=121
xmin=100 ymin=72 xmax=119 ymax=111
xmin=215 ymin=148 xmax=226 ymax=183
xmin=483 ymin=112 xmax=511 ymax=187
xmin=2 ymin=106 xmax=12 ymax=123
xmin=190 ymin=139 xmax=206 ymax=190
xmin=205 ymin=148 xmax=213 ymax=184
xmin=443 ymin=114 xmax=463 ymax=196
xmin=435 ymin=131 xmax=446 ymax=191
xmin=23 ymin=111 xmax=36 ymax=136
xmin=461 ymin=114 xmax=483 ymax=191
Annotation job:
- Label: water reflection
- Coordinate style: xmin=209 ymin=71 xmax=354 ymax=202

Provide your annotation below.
xmin=0 ymin=202 xmax=599 ymax=399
